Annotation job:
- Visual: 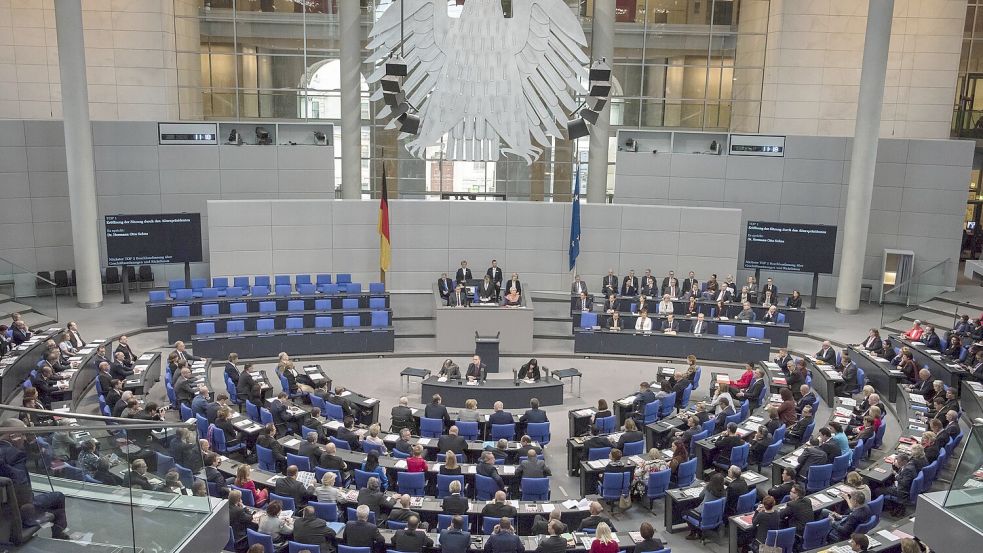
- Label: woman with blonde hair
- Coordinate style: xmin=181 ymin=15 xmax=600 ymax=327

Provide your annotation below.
xmin=440 ymin=450 xmax=462 ymax=475
xmin=844 ymin=471 xmax=871 ymax=503
xmin=315 ymin=470 xmax=344 ymax=502
xmin=457 ymin=399 xmax=481 ymax=422
xmin=590 ymin=522 xmax=618 ymax=553
xmin=362 ymin=423 xmax=387 ymax=454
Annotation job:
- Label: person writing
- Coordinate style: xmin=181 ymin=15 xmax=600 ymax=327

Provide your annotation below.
xmin=437 ymin=359 xmax=460 ymax=380
xmin=518 ymin=359 xmax=541 ymax=381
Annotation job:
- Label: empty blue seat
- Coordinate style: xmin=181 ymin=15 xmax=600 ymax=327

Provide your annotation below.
xmin=201 ymin=303 xmax=219 ymax=316
xmin=196 ymin=322 xmax=216 ymax=335
xmin=225 ymin=286 xmax=244 ymax=298
xmin=297 ymin=283 xmax=315 ymax=295
xmin=342 ymin=298 xmax=359 ymax=310
xmin=369 ymin=297 xmax=386 ymax=309
xmin=322 ymin=283 xmax=339 ymax=294
xmin=259 ymin=301 xmax=277 ymax=313
xmin=314 ymin=299 xmax=330 ymax=310
xmin=275 ymin=284 xmax=292 ymax=296
xmin=257 ymin=318 xmax=274 ymax=332
xmin=255 ymin=276 xmax=271 ymax=287
xmin=580 ymin=312 xmax=598 ymax=328
xmin=227 ymin=320 xmax=245 ymax=333
xmin=286 ymin=317 xmax=303 ymax=330
xmin=316 ymin=274 xmax=332 ymax=285
xmin=287 ymin=300 xmax=304 ymax=311
xmin=343 ymin=315 xmax=360 ymax=327
xmin=345 ymin=283 xmax=361 ymax=294
xmin=369 ymin=282 xmax=385 ymax=294
xmin=233 ymin=276 xmax=250 ymax=289
xmin=148 ymin=290 xmax=168 ymax=302
xmin=275 ymin=275 xmax=291 ymax=286
xmin=251 ymin=285 xmax=270 ymax=296
xmin=296 ymin=274 xmax=312 ymax=286
xmin=315 ymin=316 xmax=332 ymax=329
xmin=718 ymin=324 xmax=736 ymax=337
xmin=173 ymin=288 xmax=193 ymax=300
xmin=230 ymin=302 xmax=247 ymax=314
xmin=371 ymin=311 xmax=389 ymax=327
xmin=168 ymin=279 xmax=184 ymax=292
xmin=201 ymin=287 xmax=219 ymax=299
xmin=172 ymin=305 xmax=191 ymax=318
xmin=212 ymin=277 xmax=229 ymax=290
xmin=336 ymin=273 xmax=352 ymax=284
xmin=746 ymin=327 xmax=765 ymax=340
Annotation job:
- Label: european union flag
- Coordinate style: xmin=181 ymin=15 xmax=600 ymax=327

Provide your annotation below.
xmin=569 ymin=171 xmax=581 ymax=271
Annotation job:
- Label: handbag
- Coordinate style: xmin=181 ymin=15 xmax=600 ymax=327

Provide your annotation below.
xmin=618 ymin=494 xmax=632 ymax=509
xmin=758 ymin=544 xmax=783 ymax=553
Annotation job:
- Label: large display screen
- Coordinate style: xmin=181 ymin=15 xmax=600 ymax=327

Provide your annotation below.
xmin=105 ymin=213 xmax=203 ymax=266
xmin=744 ymin=221 xmax=837 ymax=274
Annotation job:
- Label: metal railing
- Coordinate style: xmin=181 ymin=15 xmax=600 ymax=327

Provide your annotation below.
xmin=0 ymin=255 xmax=59 ymax=323
xmin=879 ymin=258 xmax=953 ymax=329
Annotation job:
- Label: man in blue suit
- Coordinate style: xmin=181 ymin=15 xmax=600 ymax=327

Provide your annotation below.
xmin=439 ymin=515 xmax=471 ymax=553
xmin=826 ymin=491 xmax=872 ymax=542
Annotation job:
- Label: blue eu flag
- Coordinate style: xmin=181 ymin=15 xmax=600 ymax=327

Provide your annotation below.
xmin=569 ymin=171 xmax=581 ymax=271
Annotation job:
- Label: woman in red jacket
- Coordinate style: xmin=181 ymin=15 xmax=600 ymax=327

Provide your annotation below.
xmin=406 ymin=444 xmax=428 ymax=472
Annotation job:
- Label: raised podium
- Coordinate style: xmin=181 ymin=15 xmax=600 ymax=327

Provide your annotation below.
xmin=475 ymin=332 xmax=500 ymax=374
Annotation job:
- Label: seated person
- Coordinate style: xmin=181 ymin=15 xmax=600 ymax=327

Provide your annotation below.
xmin=736 ymin=302 xmax=756 ymax=320
xmin=437 ymin=359 xmax=460 ymax=380
xmin=518 ymin=358 xmax=541 ymax=381
xmin=502 ymin=286 xmax=522 ymax=307
xmin=0 ymin=419 xmax=71 ymax=539
xmin=607 ymin=311 xmax=623 ymax=330
xmin=437 ymin=273 xmax=454 ymax=302
xmin=477 ymin=276 xmax=496 ymax=303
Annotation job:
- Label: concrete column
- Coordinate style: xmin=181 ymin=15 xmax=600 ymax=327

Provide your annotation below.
xmin=54 ymin=0 xmax=102 ymax=308
xmin=586 ymin=0 xmax=614 ymax=204
xmin=835 ymin=0 xmax=894 ymax=314
xmin=340 ymin=0 xmax=362 ymax=199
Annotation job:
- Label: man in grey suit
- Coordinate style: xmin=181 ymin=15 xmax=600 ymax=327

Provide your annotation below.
xmin=515 ymin=450 xmax=551 ymax=480
xmin=448 ymin=284 xmax=470 ymax=307
xmin=439 ymin=515 xmax=471 ymax=553
xmin=293 ymin=506 xmax=336 ymax=549
xmin=571 ymin=275 xmax=588 ymax=295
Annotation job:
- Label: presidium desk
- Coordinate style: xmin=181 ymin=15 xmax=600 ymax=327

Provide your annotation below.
xmin=573 ymin=328 xmax=771 ymax=363
xmin=420 ymin=376 xmax=564 ymax=409
xmin=433 ymin=286 xmax=534 ymax=354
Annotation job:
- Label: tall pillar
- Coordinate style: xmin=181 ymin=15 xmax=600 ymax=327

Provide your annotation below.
xmin=54 ymin=0 xmax=102 ymax=308
xmin=586 ymin=0 xmax=614 ymax=204
xmin=340 ymin=0 xmax=362 ymax=199
xmin=835 ymin=0 xmax=894 ymax=313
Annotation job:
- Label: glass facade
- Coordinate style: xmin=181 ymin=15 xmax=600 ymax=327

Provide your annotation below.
xmin=176 ymin=0 xmax=769 ymax=198
xmin=954 ymin=0 xmax=983 ymax=258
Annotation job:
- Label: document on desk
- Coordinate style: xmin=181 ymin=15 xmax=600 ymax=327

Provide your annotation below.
xmin=562 ymin=499 xmax=579 ymax=509
xmin=541 ymin=503 xmax=555 ymax=513
xmin=284 ymin=438 xmax=301 ymax=448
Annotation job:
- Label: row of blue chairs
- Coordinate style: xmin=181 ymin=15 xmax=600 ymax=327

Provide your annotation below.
xmin=163 ymin=274 xmax=378 ymax=297
xmin=193 ymin=312 xmax=390 ymax=335
xmin=416 ymin=417 xmax=552 ymax=445
xmin=152 ymin=281 xmax=378 ymax=302
xmin=172 ymin=298 xmax=387 ymax=318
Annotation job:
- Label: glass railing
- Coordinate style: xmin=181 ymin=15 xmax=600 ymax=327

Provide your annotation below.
xmin=879 ymin=258 xmax=953 ymax=329
xmin=0 ymin=404 xmax=218 ymax=551
xmin=0 ymin=255 xmax=59 ymax=325
xmin=952 ymin=108 xmax=983 ymax=138
xmin=941 ymin=423 xmax=983 ymax=533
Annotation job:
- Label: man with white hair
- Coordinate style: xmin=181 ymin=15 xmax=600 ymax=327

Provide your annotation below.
xmin=816 ymin=340 xmax=835 ymax=365
xmin=191 ymin=385 xmax=210 ymax=417
xmin=344 ymin=504 xmax=384 ymax=548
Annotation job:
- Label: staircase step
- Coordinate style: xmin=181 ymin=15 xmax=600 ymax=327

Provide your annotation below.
xmin=898 ymin=310 xmax=956 ymax=330
xmin=930 ymin=294 xmax=983 ymax=313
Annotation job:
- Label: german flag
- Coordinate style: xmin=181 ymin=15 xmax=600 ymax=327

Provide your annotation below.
xmin=378 ymin=167 xmax=391 ymax=273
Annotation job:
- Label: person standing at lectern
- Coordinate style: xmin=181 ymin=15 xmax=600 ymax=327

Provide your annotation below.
xmin=455 ymin=260 xmax=472 ymax=284
xmin=466 ymin=355 xmax=486 ymax=382
xmin=449 ymin=284 xmax=470 ymax=308
xmin=518 ymin=359 xmax=541 ymax=381
xmin=602 ymin=269 xmax=619 ymax=296
xmin=437 ymin=273 xmax=454 ymax=302
xmin=487 ymin=260 xmax=503 ymax=301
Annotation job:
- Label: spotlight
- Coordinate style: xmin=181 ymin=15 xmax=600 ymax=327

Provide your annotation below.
xmin=383 ymin=90 xmax=406 ymax=108
xmin=227 ymin=129 xmax=241 ymax=145
xmin=580 ymin=108 xmax=599 ymax=125
xmin=313 ymin=131 xmax=326 ymax=145
xmin=589 ymin=81 xmax=612 ymax=97
xmin=587 ymin=96 xmax=607 ymax=112
xmin=397 ymin=112 xmax=420 ymax=135
xmin=589 ymin=59 xmax=612 ymax=82
xmin=385 ymin=57 xmax=408 ymax=77
xmin=566 ymin=118 xmax=589 ymax=140
xmin=255 ymin=127 xmax=271 ymax=145
xmin=381 ymin=75 xmax=401 ymax=93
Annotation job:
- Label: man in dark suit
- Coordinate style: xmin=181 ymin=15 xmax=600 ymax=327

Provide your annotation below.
xmin=536 ymin=520 xmax=569 ymax=553
xmin=392 ymin=516 xmax=433 ymax=553
xmin=476 ymin=452 xmax=505 ymax=491
xmin=519 ymin=398 xmax=548 ymax=433
xmin=10 ymin=320 xmax=31 ymax=345
xmin=781 ymin=484 xmax=814 ymax=533
xmin=815 ymin=341 xmax=836 ymax=365
xmin=724 ymin=466 xmax=749 ymax=516
xmin=504 ymin=273 xmax=521 ymax=296
xmin=660 ymin=271 xmax=675 ymax=296
xmin=96 ymin=362 xmax=113 ymax=396
xmin=661 ymin=314 xmax=679 ymax=332
xmin=488 ymin=402 xmax=514 ymax=426
xmin=437 ymin=426 xmax=469 ymax=455
xmin=571 ymin=275 xmax=588 ymax=295
xmin=621 ymin=270 xmax=638 ymax=296
xmin=682 ymin=272 xmax=699 ymax=295
xmin=274 ymin=465 xmax=315 ymax=509
xmin=828 ymin=492 xmax=872 ymax=541
xmin=817 ymin=427 xmax=840 ymax=462
xmin=713 ymin=398 xmax=736 ymax=433
xmin=110 ymin=352 xmax=133 ymax=380
xmin=236 ymin=363 xmax=258 ymax=404
xmin=345 ymin=505 xmax=385 ymax=551
xmin=172 ymin=341 xmax=201 ymax=364
xmin=357 ymin=478 xmax=389 ymax=516
xmin=578 ymin=501 xmax=615 ymax=531
xmin=601 ymin=269 xmax=619 ymax=296
xmin=881 ymin=453 xmax=919 ymax=516
xmin=712 ymin=423 xmax=744 ymax=467
xmin=481 ymin=490 xmax=517 ymax=518
xmin=298 ymin=431 xmax=322 ymax=466
xmin=389 ymin=494 xmax=423 ymax=525
xmin=574 ymin=291 xmax=592 ymax=313
xmin=90 ymin=345 xmax=110 ymax=371
xmin=766 ymin=468 xmax=796 ymax=501
xmin=835 ymin=352 xmax=859 ymax=396
xmin=796 ymin=437 xmax=830 ymax=478
xmin=257 ymin=424 xmax=288 ymax=473
xmin=439 ymin=515 xmax=471 ymax=553
xmin=336 ymin=416 xmax=361 ymax=451
xmin=760 ymin=278 xmax=778 ymax=302
xmin=270 ymin=392 xmax=300 ymax=436
xmin=294 ymin=506 xmax=336 ymax=549
xmin=104 ymin=379 xmax=123 ymax=412
xmin=640 ymin=270 xmax=658 ymax=296
xmin=437 ymin=273 xmax=454 ymax=302
xmin=441 ymin=481 xmax=469 ymax=515
xmin=173 ymin=367 xmax=195 ymax=407
xmin=318 ymin=442 xmax=348 ymax=472
xmin=631 ymin=382 xmax=657 ymax=415
xmin=203 ymin=453 xmax=229 ymax=498
xmin=712 ymin=285 xmax=732 ymax=302
xmin=224 ymin=353 xmax=240 ymax=385
xmin=115 ymin=335 xmax=136 ymax=365
xmin=484 ymin=519 xmax=523 ymax=553
xmin=735 ymin=368 xmax=766 ymax=410
xmin=424 ymin=394 xmax=452 ymax=428
xmin=796 ymin=385 xmax=817 ymax=413
xmin=774 ymin=348 xmax=793 ymax=372
xmin=466 ymin=355 xmax=486 ymax=382
xmin=455 ymin=261 xmax=472 ymax=284
xmin=487 ymin=260 xmax=503 ymax=300
xmin=448 ymin=284 xmax=470 ymax=307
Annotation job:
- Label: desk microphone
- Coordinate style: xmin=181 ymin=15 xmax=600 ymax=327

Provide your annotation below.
xmin=513 ymin=368 xmax=519 ymax=386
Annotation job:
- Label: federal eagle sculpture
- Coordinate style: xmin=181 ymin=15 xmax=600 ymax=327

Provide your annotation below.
xmin=366 ymin=0 xmax=590 ymax=164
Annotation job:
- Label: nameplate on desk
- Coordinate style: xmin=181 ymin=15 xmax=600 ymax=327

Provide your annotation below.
xmin=126 ymin=379 xmax=140 ymax=385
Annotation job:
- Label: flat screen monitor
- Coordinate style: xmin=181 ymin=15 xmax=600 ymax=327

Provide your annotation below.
xmin=105 ymin=213 xmax=203 ymax=266
xmin=743 ymin=221 xmax=837 ymax=274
